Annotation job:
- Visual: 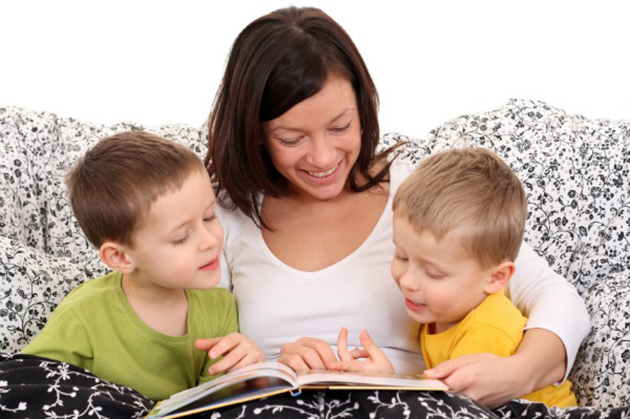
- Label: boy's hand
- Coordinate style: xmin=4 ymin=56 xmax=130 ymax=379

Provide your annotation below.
xmin=195 ymin=333 xmax=264 ymax=375
xmin=330 ymin=327 xmax=395 ymax=374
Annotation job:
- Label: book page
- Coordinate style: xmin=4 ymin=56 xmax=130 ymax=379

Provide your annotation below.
xmin=296 ymin=369 xmax=448 ymax=391
xmin=151 ymin=362 xmax=298 ymax=418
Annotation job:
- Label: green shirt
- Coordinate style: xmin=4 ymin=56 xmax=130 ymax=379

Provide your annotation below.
xmin=22 ymin=271 xmax=238 ymax=401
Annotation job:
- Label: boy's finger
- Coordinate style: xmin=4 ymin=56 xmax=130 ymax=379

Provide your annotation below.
xmin=337 ymin=327 xmax=351 ymax=362
xmin=208 ymin=333 xmax=242 ymax=359
xmin=195 ymin=337 xmax=222 ymax=351
xmin=208 ymin=349 xmax=246 ymax=375
xmin=334 ymin=359 xmax=371 ymax=373
xmin=359 ymin=330 xmax=386 ymax=360
xmin=348 ymin=348 xmax=370 ymax=359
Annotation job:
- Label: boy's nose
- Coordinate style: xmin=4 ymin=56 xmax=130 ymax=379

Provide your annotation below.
xmin=199 ymin=227 xmax=219 ymax=252
xmin=398 ymin=271 xmax=419 ymax=291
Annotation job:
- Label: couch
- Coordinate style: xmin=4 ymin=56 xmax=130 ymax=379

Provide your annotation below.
xmin=0 ymin=99 xmax=628 ymax=418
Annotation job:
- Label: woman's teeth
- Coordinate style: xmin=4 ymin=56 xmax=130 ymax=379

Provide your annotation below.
xmin=308 ymin=163 xmax=338 ymax=178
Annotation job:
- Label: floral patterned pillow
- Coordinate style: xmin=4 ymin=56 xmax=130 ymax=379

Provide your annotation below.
xmin=1 ymin=101 xmax=629 ymax=408
xmin=0 ymin=106 xmax=207 ymax=354
xmin=381 ymin=98 xmax=629 ymax=407
xmin=0 ymin=236 xmax=108 ymax=352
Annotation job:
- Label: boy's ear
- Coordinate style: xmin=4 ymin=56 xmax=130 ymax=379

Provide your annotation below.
xmin=484 ymin=261 xmax=515 ymax=294
xmin=99 ymin=241 xmax=136 ymax=274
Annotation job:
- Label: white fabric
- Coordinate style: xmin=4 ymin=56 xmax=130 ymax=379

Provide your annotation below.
xmin=217 ymin=158 xmax=589 ymax=376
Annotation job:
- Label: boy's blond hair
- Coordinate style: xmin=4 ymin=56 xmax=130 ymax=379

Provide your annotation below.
xmin=393 ymin=147 xmax=527 ymax=269
xmin=66 ymin=131 xmax=204 ymax=248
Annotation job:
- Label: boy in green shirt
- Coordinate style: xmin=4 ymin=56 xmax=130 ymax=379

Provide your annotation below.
xmin=23 ymin=131 xmax=263 ymax=401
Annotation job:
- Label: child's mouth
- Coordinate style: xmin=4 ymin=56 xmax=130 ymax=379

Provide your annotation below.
xmin=200 ymin=258 xmax=219 ymax=271
xmin=405 ymin=298 xmax=426 ymax=312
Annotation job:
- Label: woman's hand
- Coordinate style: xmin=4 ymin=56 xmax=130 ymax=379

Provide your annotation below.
xmin=330 ymin=328 xmax=395 ymax=374
xmin=277 ymin=337 xmax=338 ymax=372
xmin=424 ymin=328 xmax=566 ymax=408
xmin=195 ymin=333 xmax=265 ymax=375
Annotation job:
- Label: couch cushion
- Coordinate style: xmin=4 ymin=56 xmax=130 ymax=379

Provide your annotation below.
xmin=2 ymin=101 xmax=628 ymax=407
xmin=0 ymin=106 xmax=207 ymax=354
xmin=0 ymin=106 xmax=207 ymax=258
xmin=0 ymin=236 xmax=109 ymax=353
xmin=571 ymin=272 xmax=630 ymax=407
xmin=381 ymin=98 xmax=629 ymax=407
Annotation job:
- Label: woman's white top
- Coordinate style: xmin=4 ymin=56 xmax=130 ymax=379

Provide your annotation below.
xmin=217 ymin=158 xmax=589 ymax=376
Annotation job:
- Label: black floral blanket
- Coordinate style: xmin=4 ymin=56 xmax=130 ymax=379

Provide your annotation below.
xmin=0 ymin=353 xmax=153 ymax=418
xmin=2 ymin=353 xmax=629 ymax=419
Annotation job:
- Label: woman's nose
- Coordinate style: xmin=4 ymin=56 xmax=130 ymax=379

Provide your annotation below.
xmin=307 ymin=136 xmax=336 ymax=168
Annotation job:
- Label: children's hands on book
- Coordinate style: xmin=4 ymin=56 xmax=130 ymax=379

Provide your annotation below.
xmin=195 ymin=333 xmax=264 ymax=375
xmin=423 ymin=352 xmax=528 ymax=408
xmin=277 ymin=336 xmax=338 ymax=371
xmin=330 ymin=328 xmax=395 ymax=374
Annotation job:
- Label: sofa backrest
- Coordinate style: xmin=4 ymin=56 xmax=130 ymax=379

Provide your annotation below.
xmin=381 ymin=99 xmax=629 ymax=407
xmin=1 ymin=100 xmax=628 ymax=407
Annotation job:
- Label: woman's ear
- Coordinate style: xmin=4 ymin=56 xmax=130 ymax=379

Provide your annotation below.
xmin=484 ymin=261 xmax=515 ymax=294
xmin=99 ymin=241 xmax=135 ymax=274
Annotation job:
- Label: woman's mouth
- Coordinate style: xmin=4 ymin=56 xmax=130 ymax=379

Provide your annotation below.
xmin=305 ymin=160 xmax=342 ymax=179
xmin=307 ymin=162 xmax=339 ymax=178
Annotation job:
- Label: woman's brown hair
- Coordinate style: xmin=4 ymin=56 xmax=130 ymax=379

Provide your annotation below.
xmin=206 ymin=6 xmax=395 ymax=229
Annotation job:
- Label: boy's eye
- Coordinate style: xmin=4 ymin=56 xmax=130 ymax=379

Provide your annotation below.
xmin=172 ymin=233 xmax=189 ymax=245
xmin=203 ymin=214 xmax=217 ymax=223
xmin=426 ymin=269 xmax=445 ymax=280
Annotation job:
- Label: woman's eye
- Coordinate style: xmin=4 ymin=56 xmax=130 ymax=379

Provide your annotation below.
xmin=332 ymin=122 xmax=351 ymax=133
xmin=278 ymin=137 xmax=303 ymax=147
xmin=203 ymin=215 xmax=217 ymax=223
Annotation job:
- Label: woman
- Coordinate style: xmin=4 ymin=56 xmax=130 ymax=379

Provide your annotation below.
xmin=201 ymin=5 xmax=589 ymax=409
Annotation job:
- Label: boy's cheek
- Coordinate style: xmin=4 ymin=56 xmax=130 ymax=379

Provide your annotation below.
xmin=390 ymin=262 xmax=403 ymax=285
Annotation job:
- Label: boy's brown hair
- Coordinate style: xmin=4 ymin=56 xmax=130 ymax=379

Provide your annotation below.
xmin=66 ymin=131 xmax=204 ymax=248
xmin=393 ymin=147 xmax=527 ymax=269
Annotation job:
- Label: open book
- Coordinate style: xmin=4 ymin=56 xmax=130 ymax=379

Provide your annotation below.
xmin=146 ymin=361 xmax=448 ymax=419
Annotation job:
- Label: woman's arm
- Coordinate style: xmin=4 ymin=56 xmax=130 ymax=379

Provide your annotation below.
xmin=507 ymin=242 xmax=590 ymax=381
xmin=424 ymin=242 xmax=590 ymax=407
xmin=424 ymin=328 xmax=565 ymax=407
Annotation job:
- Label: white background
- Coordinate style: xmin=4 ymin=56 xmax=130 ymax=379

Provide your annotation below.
xmin=1 ymin=0 xmax=628 ymax=138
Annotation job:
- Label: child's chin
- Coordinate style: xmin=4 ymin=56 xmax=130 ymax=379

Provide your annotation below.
xmin=197 ymin=277 xmax=221 ymax=289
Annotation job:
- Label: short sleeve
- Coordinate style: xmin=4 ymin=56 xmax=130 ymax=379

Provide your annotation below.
xmin=21 ymin=306 xmax=93 ymax=370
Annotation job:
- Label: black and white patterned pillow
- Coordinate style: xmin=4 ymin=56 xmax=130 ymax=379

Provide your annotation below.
xmin=1 ymin=101 xmax=629 ymax=409
xmin=381 ymin=98 xmax=630 ymax=408
xmin=0 ymin=106 xmax=207 ymax=354
xmin=0 ymin=236 xmax=108 ymax=352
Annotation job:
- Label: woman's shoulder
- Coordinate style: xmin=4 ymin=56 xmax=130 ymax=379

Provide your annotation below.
xmin=388 ymin=156 xmax=416 ymax=189
xmin=215 ymin=191 xmax=255 ymax=232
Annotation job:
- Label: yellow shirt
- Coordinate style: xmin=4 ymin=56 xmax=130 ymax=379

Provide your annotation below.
xmin=421 ymin=290 xmax=576 ymax=407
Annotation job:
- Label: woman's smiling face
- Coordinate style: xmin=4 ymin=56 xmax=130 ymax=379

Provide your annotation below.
xmin=262 ymin=74 xmax=362 ymax=201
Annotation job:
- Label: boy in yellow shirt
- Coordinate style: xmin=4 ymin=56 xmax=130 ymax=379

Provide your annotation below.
xmin=334 ymin=147 xmax=576 ymax=407
xmin=23 ymin=131 xmax=263 ymax=401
